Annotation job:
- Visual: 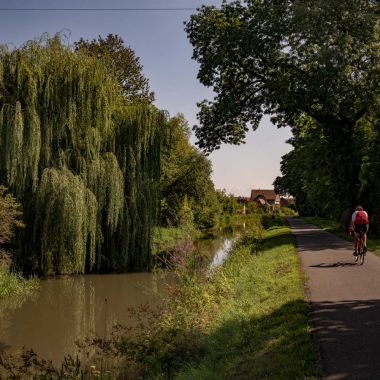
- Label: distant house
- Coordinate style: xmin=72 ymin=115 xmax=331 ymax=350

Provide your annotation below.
xmin=250 ymin=189 xmax=280 ymax=210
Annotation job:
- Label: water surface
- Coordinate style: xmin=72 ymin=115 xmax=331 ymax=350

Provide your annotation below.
xmin=0 ymin=273 xmax=161 ymax=363
xmin=0 ymin=230 xmax=237 ymax=364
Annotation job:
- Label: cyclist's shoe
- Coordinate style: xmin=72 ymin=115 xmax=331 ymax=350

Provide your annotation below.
xmin=353 ymin=251 xmax=358 ymax=256
xmin=364 ymin=246 xmax=368 ymax=254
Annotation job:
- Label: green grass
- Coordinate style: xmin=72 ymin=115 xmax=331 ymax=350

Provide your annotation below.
xmin=153 ymin=226 xmax=187 ymax=244
xmin=0 ymin=267 xmax=38 ymax=301
xmin=175 ymin=221 xmax=319 ymax=380
xmin=0 ymin=217 xmax=319 ymax=379
xmin=302 ymin=216 xmax=380 ymax=258
xmin=152 ymin=226 xmax=189 ymax=255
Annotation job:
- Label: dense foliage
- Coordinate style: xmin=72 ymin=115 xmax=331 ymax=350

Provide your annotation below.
xmin=0 ymin=35 xmax=164 ymax=274
xmin=216 ymin=190 xmax=239 ymax=215
xmin=186 ymin=0 xmax=380 ymax=223
xmin=74 ymin=33 xmax=154 ymax=102
xmin=160 ymin=114 xmax=220 ymax=230
xmin=0 ymin=186 xmax=23 ymax=248
xmin=0 ymin=186 xmax=38 ymax=301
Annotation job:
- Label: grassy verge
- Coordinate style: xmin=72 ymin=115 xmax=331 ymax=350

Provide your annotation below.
xmin=302 ymin=216 xmax=380 ymax=257
xmin=174 ymin=218 xmax=319 ymax=380
xmin=0 ymin=216 xmax=319 ymax=379
xmin=152 ymin=226 xmax=188 ymax=253
xmin=153 ymin=213 xmax=265 ymax=255
xmin=0 ymin=267 xmax=38 ymax=301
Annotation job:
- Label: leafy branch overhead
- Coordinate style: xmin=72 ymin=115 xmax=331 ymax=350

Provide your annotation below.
xmin=186 ymin=0 xmax=379 ymax=221
xmin=186 ymin=0 xmax=379 ymax=152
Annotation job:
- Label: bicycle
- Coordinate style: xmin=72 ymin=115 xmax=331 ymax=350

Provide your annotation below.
xmin=354 ymin=230 xmax=366 ymax=265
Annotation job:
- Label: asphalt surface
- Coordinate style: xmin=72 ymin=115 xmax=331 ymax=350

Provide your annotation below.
xmin=288 ymin=218 xmax=380 ymax=380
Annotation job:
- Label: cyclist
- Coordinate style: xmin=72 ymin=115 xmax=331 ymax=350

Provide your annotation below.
xmin=350 ymin=205 xmax=369 ymax=256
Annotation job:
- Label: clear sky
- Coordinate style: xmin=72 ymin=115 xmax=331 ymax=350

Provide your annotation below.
xmin=0 ymin=0 xmax=292 ymax=197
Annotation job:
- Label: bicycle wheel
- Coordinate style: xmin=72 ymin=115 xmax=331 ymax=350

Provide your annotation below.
xmin=354 ymin=238 xmax=360 ymax=262
xmin=359 ymin=242 xmax=365 ymax=265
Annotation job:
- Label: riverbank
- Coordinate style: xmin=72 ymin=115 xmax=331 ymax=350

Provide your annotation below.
xmin=152 ymin=213 xmax=262 ymax=260
xmin=0 ymin=267 xmax=38 ymax=301
xmin=303 ymin=216 xmax=380 ymax=257
xmin=116 ymin=215 xmax=319 ymax=379
xmin=152 ymin=226 xmax=196 ymax=258
xmin=174 ymin=216 xmax=319 ymax=379
xmin=152 ymin=215 xmax=244 ymax=265
xmin=0 ymin=215 xmax=319 ymax=379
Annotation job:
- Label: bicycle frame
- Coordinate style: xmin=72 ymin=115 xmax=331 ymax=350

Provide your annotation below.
xmin=355 ymin=232 xmax=363 ymax=250
xmin=355 ymin=231 xmax=366 ymax=265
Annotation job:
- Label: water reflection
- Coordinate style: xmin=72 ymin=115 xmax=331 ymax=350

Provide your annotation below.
xmin=0 ymin=227 xmax=240 ymax=364
xmin=197 ymin=226 xmax=238 ymax=269
xmin=0 ymin=273 xmax=161 ymax=363
xmin=209 ymin=238 xmax=234 ymax=268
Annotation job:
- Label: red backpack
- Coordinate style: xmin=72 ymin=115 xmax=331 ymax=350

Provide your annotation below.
xmin=355 ymin=210 xmax=369 ymax=224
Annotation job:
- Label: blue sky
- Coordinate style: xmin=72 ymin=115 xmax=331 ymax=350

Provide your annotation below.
xmin=0 ymin=0 xmax=292 ymax=196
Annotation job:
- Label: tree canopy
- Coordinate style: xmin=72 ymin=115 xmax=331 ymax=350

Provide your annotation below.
xmin=160 ymin=114 xmax=220 ymax=230
xmin=74 ymin=33 xmax=154 ymax=102
xmin=187 ymin=0 xmax=380 ymax=219
xmin=186 ymin=0 xmax=378 ymax=150
xmin=186 ymin=0 xmax=378 ymax=151
xmin=0 ymin=35 xmax=164 ymax=274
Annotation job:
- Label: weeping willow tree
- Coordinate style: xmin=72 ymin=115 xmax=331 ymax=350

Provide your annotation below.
xmin=0 ymin=35 xmax=165 ymax=274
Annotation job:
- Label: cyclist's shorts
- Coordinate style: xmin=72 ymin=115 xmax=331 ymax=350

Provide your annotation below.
xmin=354 ymin=223 xmax=369 ymax=234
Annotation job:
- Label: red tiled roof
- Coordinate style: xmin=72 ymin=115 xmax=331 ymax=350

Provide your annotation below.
xmin=251 ymin=189 xmax=279 ymax=201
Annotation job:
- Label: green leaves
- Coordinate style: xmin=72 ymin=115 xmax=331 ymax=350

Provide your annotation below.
xmin=0 ymin=185 xmax=23 ymax=246
xmin=37 ymin=168 xmax=97 ymax=274
xmin=0 ymin=35 xmax=165 ymax=274
xmin=186 ymin=0 xmax=378 ymax=150
xmin=160 ymin=114 xmax=220 ymax=230
xmin=187 ymin=0 xmax=379 ymax=220
xmin=74 ymin=34 xmax=154 ymax=103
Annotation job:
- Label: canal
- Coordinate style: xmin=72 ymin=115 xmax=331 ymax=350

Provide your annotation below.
xmin=0 ymin=230 xmax=237 ymax=364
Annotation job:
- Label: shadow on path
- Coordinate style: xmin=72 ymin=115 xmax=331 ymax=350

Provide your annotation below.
xmin=311 ymin=299 xmax=380 ymax=380
xmin=293 ymin=230 xmax=352 ymax=252
xmin=310 ymin=262 xmax=358 ymax=268
xmin=288 ymin=218 xmax=352 ymax=253
xmin=288 ymin=218 xmax=380 ymax=379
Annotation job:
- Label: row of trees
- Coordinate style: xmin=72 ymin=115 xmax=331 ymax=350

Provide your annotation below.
xmin=0 ymin=33 xmax=220 ymax=275
xmin=186 ymin=0 xmax=379 ymax=228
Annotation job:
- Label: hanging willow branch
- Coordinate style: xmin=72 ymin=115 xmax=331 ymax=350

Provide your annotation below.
xmin=0 ymin=34 xmax=165 ymax=275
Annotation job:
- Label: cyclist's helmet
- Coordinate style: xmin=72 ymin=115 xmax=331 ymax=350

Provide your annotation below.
xmin=356 ymin=205 xmax=363 ymax=211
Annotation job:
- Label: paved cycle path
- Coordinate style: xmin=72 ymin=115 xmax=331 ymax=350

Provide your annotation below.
xmin=288 ymin=218 xmax=380 ymax=380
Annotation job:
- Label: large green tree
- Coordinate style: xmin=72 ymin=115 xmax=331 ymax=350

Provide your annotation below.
xmin=0 ymin=35 xmax=164 ymax=274
xmin=74 ymin=33 xmax=154 ymax=102
xmin=186 ymin=0 xmax=379 ymax=215
xmin=274 ymin=115 xmax=340 ymax=216
xmin=160 ymin=114 xmax=220 ymax=229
